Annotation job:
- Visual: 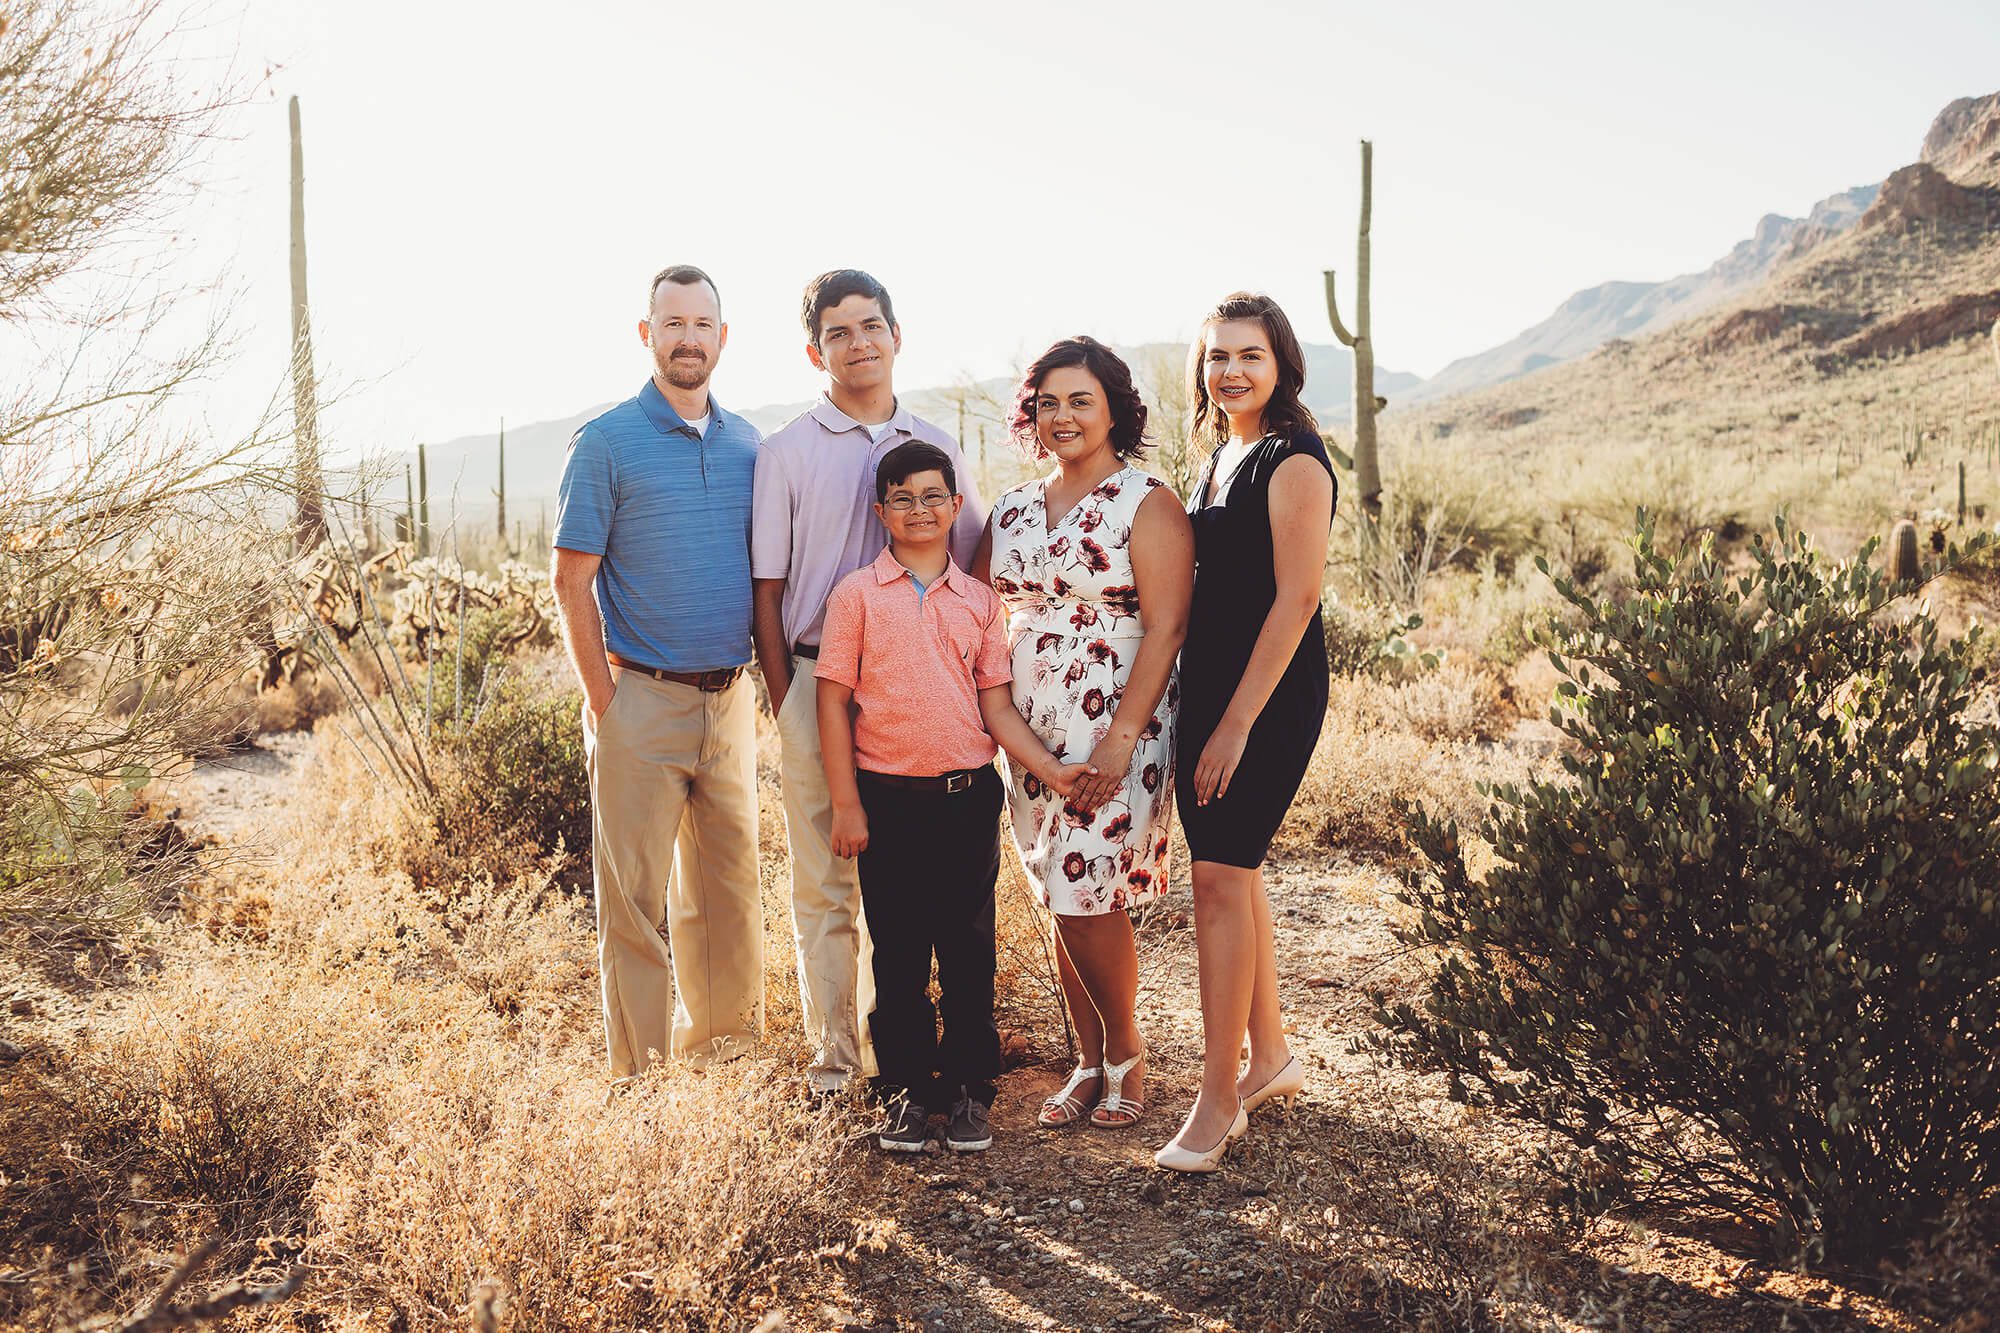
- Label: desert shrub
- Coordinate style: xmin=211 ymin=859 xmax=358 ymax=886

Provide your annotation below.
xmin=1379 ymin=514 xmax=2000 ymax=1262
xmin=408 ymin=650 xmax=590 ymax=893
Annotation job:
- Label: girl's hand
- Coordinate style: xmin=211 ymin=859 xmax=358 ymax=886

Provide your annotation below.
xmin=1193 ymin=719 xmax=1250 ymax=806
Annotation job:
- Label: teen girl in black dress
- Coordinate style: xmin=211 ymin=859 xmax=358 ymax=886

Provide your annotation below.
xmin=1155 ymin=293 xmax=1336 ymax=1173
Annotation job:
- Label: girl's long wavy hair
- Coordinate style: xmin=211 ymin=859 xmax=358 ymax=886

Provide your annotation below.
xmin=1008 ymin=335 xmax=1150 ymax=461
xmin=1186 ymin=292 xmax=1319 ymax=452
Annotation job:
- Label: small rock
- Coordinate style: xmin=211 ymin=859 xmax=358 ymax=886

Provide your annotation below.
xmin=1066 ymin=1198 xmax=1086 ymax=1214
xmin=1139 ymin=1179 xmax=1166 ymax=1206
xmin=0 ymin=1040 xmax=25 ymax=1062
xmin=1238 ymin=1181 xmax=1269 ymax=1197
xmin=8 ymin=997 xmax=32 ymax=1016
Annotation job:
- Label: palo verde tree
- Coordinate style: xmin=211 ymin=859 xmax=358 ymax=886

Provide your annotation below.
xmin=1 ymin=0 xmax=284 ymax=940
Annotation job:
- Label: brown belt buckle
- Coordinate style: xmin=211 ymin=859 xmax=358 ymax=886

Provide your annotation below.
xmin=944 ymin=770 xmax=973 ymax=793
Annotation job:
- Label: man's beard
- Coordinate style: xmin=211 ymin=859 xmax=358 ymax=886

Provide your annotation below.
xmin=660 ymin=349 xmax=710 ymax=390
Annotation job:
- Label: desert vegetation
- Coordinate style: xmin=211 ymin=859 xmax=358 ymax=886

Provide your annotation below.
xmin=4 ymin=3 xmax=1998 ymax=1329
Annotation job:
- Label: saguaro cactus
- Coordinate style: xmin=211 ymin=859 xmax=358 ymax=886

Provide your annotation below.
xmin=288 ymin=96 xmax=325 ymax=549
xmin=494 ymin=418 xmax=507 ymax=549
xmin=1888 ymin=518 xmax=1921 ymax=583
xmin=1325 ymin=138 xmax=1381 ymax=518
xmin=417 ymin=442 xmax=431 ymax=557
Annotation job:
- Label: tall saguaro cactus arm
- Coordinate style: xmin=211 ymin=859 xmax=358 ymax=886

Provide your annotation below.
xmin=1324 ymin=270 xmax=1356 ymax=347
xmin=1325 ymin=138 xmax=1381 ymax=516
xmin=288 ymin=95 xmax=325 ymax=549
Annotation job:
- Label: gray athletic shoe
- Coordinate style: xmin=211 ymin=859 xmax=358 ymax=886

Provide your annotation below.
xmin=877 ymin=1100 xmax=930 ymax=1153
xmin=945 ymin=1095 xmax=992 ymax=1153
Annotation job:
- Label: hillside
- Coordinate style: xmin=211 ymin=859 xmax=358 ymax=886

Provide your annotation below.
xmin=1384 ymin=90 xmax=2000 ymax=556
xmin=1405 ymin=184 xmax=1880 ymax=405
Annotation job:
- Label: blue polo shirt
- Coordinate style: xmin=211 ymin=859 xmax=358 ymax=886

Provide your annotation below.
xmin=554 ymin=378 xmax=759 ymax=672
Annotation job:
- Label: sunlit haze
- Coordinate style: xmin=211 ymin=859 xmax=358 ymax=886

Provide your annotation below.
xmin=157 ymin=0 xmax=2000 ymax=452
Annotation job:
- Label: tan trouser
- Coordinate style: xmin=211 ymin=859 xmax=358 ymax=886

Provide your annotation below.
xmin=585 ymin=669 xmax=762 ymax=1075
xmin=778 ymin=655 xmax=877 ymax=1086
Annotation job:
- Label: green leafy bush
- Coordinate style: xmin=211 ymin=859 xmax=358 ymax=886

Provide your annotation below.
xmin=408 ymin=649 xmax=590 ymax=894
xmin=1377 ymin=513 xmax=2000 ymax=1263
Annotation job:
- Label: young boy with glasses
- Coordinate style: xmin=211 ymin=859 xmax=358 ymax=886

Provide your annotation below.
xmin=815 ymin=442 xmax=1091 ymax=1152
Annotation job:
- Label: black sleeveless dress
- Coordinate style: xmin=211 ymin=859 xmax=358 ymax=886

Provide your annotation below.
xmin=1175 ymin=431 xmax=1335 ymax=868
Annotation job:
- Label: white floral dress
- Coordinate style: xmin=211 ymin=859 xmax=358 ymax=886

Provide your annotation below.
xmin=989 ymin=466 xmax=1177 ymax=915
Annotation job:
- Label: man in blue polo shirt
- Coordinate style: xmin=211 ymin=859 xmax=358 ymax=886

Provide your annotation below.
xmin=553 ymin=263 xmax=763 ymax=1075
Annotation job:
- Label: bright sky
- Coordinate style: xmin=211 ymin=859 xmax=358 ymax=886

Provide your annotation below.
xmin=160 ymin=0 xmax=2000 ymax=450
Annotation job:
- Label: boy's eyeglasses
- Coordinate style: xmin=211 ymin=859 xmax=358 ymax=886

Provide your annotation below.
xmin=883 ymin=491 xmax=955 ymax=512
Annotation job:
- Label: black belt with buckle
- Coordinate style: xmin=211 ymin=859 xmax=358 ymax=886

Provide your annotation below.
xmin=792 ymin=642 xmax=820 ymax=660
xmin=858 ymin=768 xmax=984 ymax=793
xmin=608 ymin=654 xmax=742 ymax=692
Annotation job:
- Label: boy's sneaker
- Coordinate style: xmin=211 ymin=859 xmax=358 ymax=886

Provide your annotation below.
xmin=877 ymin=1100 xmax=930 ymax=1153
xmin=945 ymin=1095 xmax=993 ymax=1153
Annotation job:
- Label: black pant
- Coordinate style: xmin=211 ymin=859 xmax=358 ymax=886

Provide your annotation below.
xmin=856 ymin=766 xmax=1003 ymax=1109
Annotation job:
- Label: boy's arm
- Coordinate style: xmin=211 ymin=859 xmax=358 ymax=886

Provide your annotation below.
xmin=980 ymin=686 xmax=1094 ymax=797
xmin=818 ymin=678 xmax=868 ymax=857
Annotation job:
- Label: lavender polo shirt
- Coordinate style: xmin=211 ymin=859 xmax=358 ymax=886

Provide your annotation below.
xmin=751 ymin=395 xmax=986 ymax=648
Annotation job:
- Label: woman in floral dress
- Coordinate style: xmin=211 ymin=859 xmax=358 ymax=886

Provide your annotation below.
xmin=973 ymin=336 xmax=1193 ymax=1130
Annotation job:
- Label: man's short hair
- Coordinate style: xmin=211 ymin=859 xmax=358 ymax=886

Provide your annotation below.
xmin=650 ymin=264 xmax=720 ymax=314
xmin=875 ymin=441 xmax=955 ymax=502
xmin=803 ymin=269 xmax=896 ymax=343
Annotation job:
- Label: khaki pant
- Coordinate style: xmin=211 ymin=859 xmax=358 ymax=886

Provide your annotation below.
xmin=778 ymin=656 xmax=877 ymax=1087
xmin=586 ymin=669 xmax=761 ymax=1075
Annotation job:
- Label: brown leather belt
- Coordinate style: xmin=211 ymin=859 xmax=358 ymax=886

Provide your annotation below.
xmin=608 ymin=653 xmax=743 ymax=692
xmin=857 ymin=768 xmax=985 ymax=794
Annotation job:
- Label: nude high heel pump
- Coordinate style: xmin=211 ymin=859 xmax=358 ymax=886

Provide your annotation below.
xmin=1240 ymin=1054 xmax=1305 ymax=1115
xmin=1153 ymin=1104 xmax=1249 ymax=1173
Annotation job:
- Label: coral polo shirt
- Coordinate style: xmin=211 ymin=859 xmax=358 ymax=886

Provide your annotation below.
xmin=814 ymin=547 xmax=1013 ymax=777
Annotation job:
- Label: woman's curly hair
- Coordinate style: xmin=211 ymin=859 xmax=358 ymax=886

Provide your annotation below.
xmin=1007 ymin=335 xmax=1149 ymax=460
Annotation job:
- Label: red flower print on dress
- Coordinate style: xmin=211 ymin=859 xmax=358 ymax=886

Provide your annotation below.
xmin=1068 ymin=603 xmax=1099 ymax=630
xmin=1077 ymin=508 xmax=1103 ymax=532
xmin=1035 ymin=632 xmax=1062 ymax=654
xmin=1023 ymin=772 xmax=1044 ymax=799
xmin=1085 ymin=639 xmax=1118 ymax=666
xmin=1052 ymin=575 xmax=1072 ymax=598
xmin=1096 ymin=480 xmax=1123 ymax=499
xmin=1063 ymin=660 xmax=1088 ymax=687
xmin=1127 ymin=868 xmax=1152 ymax=891
xmin=1048 ymin=535 xmax=1069 ymax=559
xmin=1153 ymin=833 xmax=1169 ymax=858
xmin=1063 ymin=851 xmax=1087 ymax=882
xmin=1061 ymin=801 xmax=1098 ymax=830
xmin=999 ymin=505 xmax=1022 ymax=529
xmin=1080 ymin=536 xmax=1111 ymax=573
xmin=1102 ymin=811 xmax=1132 ymax=841
xmin=1100 ymin=584 xmax=1140 ymax=616
xmin=1140 ymin=714 xmax=1163 ymax=741
xmin=1141 ymin=762 xmax=1160 ymax=792
xmin=994 ymin=576 xmax=1019 ymax=595
xmin=1081 ymin=687 xmax=1105 ymax=718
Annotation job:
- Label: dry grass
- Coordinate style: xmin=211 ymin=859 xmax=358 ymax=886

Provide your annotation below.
xmin=0 ymin=719 xmax=871 ymax=1331
xmin=1284 ymin=668 xmax=1548 ymax=866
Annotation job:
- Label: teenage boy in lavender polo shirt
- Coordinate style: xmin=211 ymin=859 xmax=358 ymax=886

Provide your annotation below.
xmin=553 ymin=264 xmax=762 ymax=1077
xmin=816 ymin=442 xmax=1089 ymax=1151
xmin=752 ymin=271 xmax=985 ymax=1094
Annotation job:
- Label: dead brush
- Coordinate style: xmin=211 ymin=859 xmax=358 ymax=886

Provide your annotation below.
xmin=0 ymin=968 xmax=346 ymax=1329
xmin=1284 ymin=674 xmax=1543 ymax=865
xmin=309 ymin=1046 xmax=868 ymax=1332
